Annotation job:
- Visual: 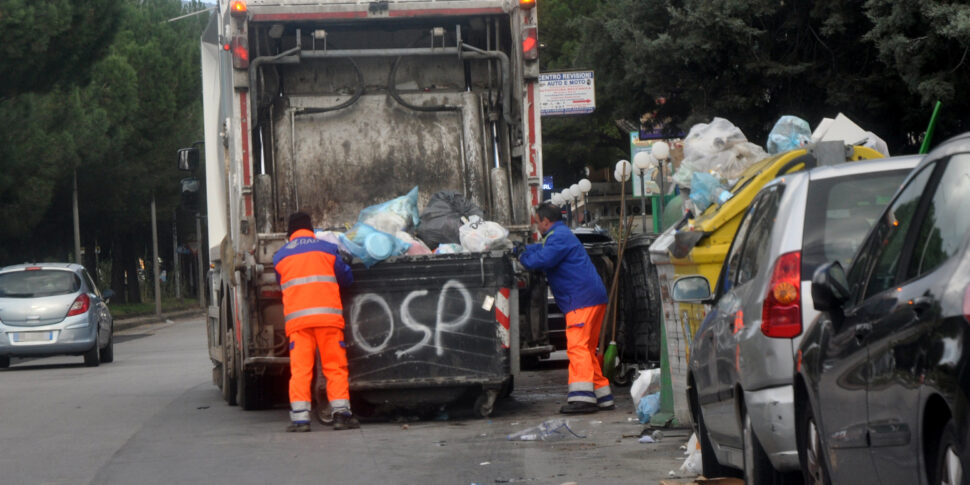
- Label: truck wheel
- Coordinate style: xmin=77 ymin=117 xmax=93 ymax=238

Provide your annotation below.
xmin=238 ymin=371 xmax=265 ymax=410
xmin=222 ymin=295 xmax=238 ymax=405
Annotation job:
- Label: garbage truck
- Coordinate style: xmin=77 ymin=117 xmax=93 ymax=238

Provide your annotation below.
xmin=179 ymin=0 xmax=550 ymax=416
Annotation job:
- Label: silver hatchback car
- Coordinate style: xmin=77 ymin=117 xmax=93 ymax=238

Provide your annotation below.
xmin=0 ymin=263 xmax=114 ymax=368
xmin=674 ymin=156 xmax=921 ymax=483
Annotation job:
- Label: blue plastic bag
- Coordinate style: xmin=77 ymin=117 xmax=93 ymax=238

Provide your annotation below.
xmin=338 ymin=223 xmax=411 ymax=268
xmin=357 ymin=186 xmax=420 ymax=234
xmin=637 ymin=392 xmax=661 ymax=424
xmin=689 ymin=172 xmax=732 ymax=212
xmin=766 ymin=115 xmax=811 ymax=154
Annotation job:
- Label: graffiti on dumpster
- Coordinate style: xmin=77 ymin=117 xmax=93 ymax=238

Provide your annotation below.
xmin=348 ymin=279 xmax=473 ymax=359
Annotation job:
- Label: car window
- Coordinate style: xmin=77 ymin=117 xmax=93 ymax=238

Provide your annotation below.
xmin=0 ymin=270 xmax=82 ymax=298
xmin=735 ymin=186 xmax=782 ymax=287
xmin=802 ymin=169 xmax=910 ymax=281
xmin=861 ymin=165 xmax=936 ymax=299
xmin=81 ymin=269 xmax=101 ymax=297
xmin=721 ymin=193 xmax=761 ymax=294
xmin=905 ymin=154 xmax=970 ymax=279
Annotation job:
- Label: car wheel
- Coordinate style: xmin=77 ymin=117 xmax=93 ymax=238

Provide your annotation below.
xmin=694 ymin=391 xmax=737 ymax=478
xmin=799 ymin=401 xmax=831 ymax=485
xmin=99 ymin=333 xmax=114 ymax=363
xmin=0 ymin=355 xmax=9 ymax=368
xmin=83 ymin=339 xmax=101 ymax=367
xmin=932 ymin=420 xmax=966 ymax=485
xmin=743 ymin=411 xmax=782 ymax=485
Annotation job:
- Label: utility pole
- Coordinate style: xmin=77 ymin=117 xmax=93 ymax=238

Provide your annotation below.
xmin=151 ymin=196 xmax=162 ymax=316
xmin=73 ymin=168 xmax=82 ymax=264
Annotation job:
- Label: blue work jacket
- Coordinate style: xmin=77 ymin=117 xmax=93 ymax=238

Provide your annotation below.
xmin=519 ymin=221 xmax=608 ymax=313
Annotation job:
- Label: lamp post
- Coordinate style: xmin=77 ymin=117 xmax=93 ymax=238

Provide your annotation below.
xmin=578 ymin=178 xmax=592 ymax=224
xmin=651 ymin=141 xmax=671 ymax=224
xmin=633 ymin=151 xmax=655 ymax=233
xmin=568 ymin=184 xmax=581 ymax=226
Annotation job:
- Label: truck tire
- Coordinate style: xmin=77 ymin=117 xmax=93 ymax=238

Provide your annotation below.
xmin=222 ymin=293 xmax=238 ymax=406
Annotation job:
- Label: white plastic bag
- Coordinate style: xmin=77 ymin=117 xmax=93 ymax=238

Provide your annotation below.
xmin=679 ymin=433 xmax=703 ymax=476
xmin=458 ymin=215 xmax=510 ymax=252
xmin=630 ymin=368 xmax=661 ymax=407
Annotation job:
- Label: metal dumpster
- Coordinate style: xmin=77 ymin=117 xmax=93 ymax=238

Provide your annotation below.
xmin=341 ymin=252 xmax=516 ymax=417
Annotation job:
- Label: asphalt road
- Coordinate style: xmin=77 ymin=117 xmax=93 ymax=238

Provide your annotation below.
xmin=0 ymin=316 xmax=694 ymax=485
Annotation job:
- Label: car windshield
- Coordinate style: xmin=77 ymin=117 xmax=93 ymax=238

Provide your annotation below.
xmin=801 ymin=169 xmax=910 ymax=279
xmin=0 ymin=269 xmax=81 ymax=298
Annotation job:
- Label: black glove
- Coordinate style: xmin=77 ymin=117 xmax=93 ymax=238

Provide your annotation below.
xmin=512 ymin=241 xmax=525 ymax=257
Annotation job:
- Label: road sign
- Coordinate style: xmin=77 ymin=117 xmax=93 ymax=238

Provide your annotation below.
xmin=539 ymin=71 xmax=595 ymax=116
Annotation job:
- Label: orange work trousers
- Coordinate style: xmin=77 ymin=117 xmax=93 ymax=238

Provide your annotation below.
xmin=564 ymin=304 xmax=612 ymax=406
xmin=289 ymin=327 xmax=350 ymax=413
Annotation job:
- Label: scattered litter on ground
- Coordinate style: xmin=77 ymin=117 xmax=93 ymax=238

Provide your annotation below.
xmin=401 ymin=424 xmax=409 ymax=430
xmin=507 ymin=418 xmax=586 ymax=441
xmin=480 ymin=461 xmax=491 ymax=466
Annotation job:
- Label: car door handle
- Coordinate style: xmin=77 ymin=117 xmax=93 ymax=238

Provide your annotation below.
xmin=853 ymin=323 xmax=872 ymax=342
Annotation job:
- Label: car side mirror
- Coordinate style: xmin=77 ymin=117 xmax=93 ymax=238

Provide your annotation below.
xmin=811 ymin=261 xmax=849 ymax=312
xmin=177 ymin=147 xmax=200 ymax=171
xmin=672 ymin=275 xmax=712 ymax=303
xmin=102 ymin=289 xmax=115 ymax=304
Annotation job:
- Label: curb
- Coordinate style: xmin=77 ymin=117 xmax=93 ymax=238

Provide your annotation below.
xmin=114 ymin=309 xmax=206 ymax=332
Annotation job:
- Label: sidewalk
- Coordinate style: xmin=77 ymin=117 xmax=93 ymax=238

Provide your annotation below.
xmin=114 ymin=308 xmax=205 ymax=332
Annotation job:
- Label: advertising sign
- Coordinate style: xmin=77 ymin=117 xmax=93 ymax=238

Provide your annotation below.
xmin=539 ymin=71 xmax=595 ymax=116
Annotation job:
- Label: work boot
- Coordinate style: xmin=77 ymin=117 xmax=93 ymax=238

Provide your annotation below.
xmin=333 ymin=411 xmax=360 ymax=430
xmin=286 ymin=421 xmax=311 ymax=433
xmin=559 ymin=401 xmax=599 ymax=414
xmin=598 ymin=403 xmax=616 ymax=411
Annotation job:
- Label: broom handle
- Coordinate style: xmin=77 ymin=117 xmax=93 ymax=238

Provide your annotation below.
xmin=609 ymin=215 xmax=634 ymax=342
xmin=600 ymin=166 xmax=629 ymax=350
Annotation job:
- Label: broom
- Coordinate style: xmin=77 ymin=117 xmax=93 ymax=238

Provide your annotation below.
xmin=602 ymin=162 xmax=633 ymax=380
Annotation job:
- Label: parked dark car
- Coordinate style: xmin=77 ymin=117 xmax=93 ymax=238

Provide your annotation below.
xmin=0 ymin=263 xmax=115 ymax=368
xmin=795 ymin=133 xmax=970 ymax=485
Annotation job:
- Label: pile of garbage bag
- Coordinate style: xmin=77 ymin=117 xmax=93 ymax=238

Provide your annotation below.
xmin=672 ymin=117 xmax=767 ymax=188
xmin=670 ymin=114 xmax=889 ymax=216
xmin=312 ymin=188 xmax=511 ymax=267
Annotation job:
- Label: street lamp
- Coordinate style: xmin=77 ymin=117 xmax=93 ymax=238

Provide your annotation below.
xmin=651 ymin=141 xmax=671 ymax=223
xmin=633 ymin=151 xmax=656 ymax=233
xmin=578 ymin=178 xmax=592 ymax=223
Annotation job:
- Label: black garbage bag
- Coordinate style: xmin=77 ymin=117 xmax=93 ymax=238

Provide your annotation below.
xmin=416 ymin=191 xmax=484 ymax=249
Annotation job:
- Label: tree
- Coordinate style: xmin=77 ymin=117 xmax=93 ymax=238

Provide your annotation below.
xmin=0 ymin=0 xmax=122 ymax=98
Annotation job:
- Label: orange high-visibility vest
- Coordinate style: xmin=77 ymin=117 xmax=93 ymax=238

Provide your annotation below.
xmin=272 ymin=229 xmax=353 ymax=335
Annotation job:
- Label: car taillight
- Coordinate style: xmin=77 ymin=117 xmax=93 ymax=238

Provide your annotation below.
xmin=762 ymin=251 xmax=802 ymax=338
xmin=68 ymin=293 xmax=90 ymax=317
xmin=230 ymin=36 xmax=249 ymax=69
xmin=522 ymin=26 xmax=538 ymax=61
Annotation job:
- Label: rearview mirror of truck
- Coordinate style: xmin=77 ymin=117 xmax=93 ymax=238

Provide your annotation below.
xmin=177 ymin=147 xmax=200 ymax=171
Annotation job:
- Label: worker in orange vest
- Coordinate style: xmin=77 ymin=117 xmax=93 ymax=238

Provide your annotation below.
xmin=519 ymin=203 xmax=613 ymax=414
xmin=273 ymin=212 xmax=358 ymax=432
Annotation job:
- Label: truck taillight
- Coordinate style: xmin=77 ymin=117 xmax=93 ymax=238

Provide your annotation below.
xmin=68 ymin=293 xmax=90 ymax=317
xmin=522 ymin=26 xmax=538 ymax=61
xmin=519 ymin=0 xmax=537 ymax=9
xmin=762 ymin=251 xmax=802 ymax=338
xmin=230 ymin=0 xmax=247 ymax=18
xmin=231 ymin=36 xmax=249 ymax=69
